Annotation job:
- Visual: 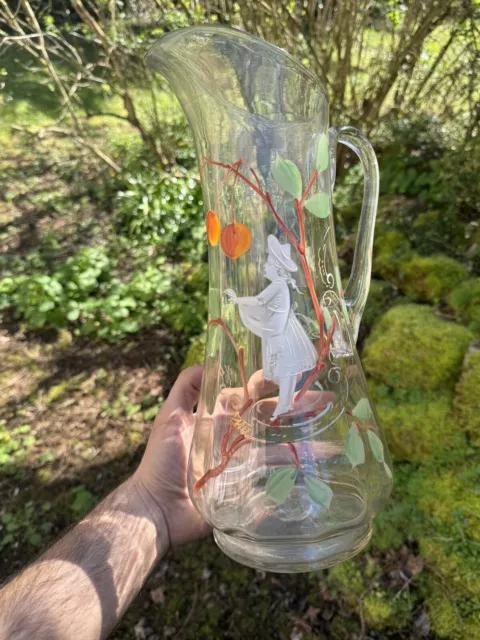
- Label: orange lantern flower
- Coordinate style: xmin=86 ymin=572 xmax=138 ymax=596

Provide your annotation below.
xmin=220 ymin=222 xmax=252 ymax=259
xmin=206 ymin=209 xmax=221 ymax=245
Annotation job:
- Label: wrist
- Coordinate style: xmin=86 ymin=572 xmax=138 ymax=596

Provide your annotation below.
xmin=123 ymin=475 xmax=171 ymax=557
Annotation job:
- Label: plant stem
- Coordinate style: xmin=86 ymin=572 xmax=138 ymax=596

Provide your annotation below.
xmin=208 ymin=318 xmax=249 ymax=404
xmin=193 ymin=437 xmax=250 ymax=494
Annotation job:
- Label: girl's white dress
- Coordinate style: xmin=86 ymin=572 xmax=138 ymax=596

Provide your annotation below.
xmin=237 ymin=280 xmax=318 ymax=382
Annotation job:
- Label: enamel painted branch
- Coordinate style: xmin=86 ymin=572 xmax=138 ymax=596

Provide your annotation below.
xmin=195 ymin=148 xmax=337 ymax=496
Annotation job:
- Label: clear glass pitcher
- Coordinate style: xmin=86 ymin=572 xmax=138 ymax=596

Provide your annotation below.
xmin=147 ymin=25 xmax=392 ymax=573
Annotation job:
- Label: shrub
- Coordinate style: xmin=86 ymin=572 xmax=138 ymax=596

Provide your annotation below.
xmin=454 ymin=349 xmax=480 ymax=446
xmin=399 ymin=254 xmax=468 ymax=303
xmin=114 ymin=170 xmax=204 ymax=258
xmin=448 ymin=279 xmax=480 ymax=334
xmin=363 ymin=305 xmax=473 ymax=390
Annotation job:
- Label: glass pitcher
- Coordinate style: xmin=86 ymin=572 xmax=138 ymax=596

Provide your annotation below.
xmin=147 ymin=25 xmax=392 ymax=573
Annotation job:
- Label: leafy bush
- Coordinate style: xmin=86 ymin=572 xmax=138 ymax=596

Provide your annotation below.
xmin=0 ymin=252 xmax=208 ymax=341
xmin=114 ymin=170 xmax=204 ymax=258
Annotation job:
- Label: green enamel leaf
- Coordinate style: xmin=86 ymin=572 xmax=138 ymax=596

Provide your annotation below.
xmin=367 ymin=429 xmax=385 ymax=463
xmin=271 ymin=156 xmax=302 ymax=199
xmin=316 ymin=133 xmax=329 ymax=172
xmin=352 ymin=397 xmax=373 ymax=423
xmin=265 ymin=466 xmax=297 ymax=504
xmin=322 ymin=306 xmax=332 ymax=331
xmin=305 ymin=475 xmax=333 ymax=509
xmin=384 ymin=461 xmax=393 ymax=480
xmin=345 ymin=423 xmax=365 ymax=468
xmin=304 ymin=192 xmax=330 ymax=218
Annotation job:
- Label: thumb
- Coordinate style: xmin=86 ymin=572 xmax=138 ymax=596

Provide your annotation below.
xmin=164 ymin=364 xmax=203 ymax=414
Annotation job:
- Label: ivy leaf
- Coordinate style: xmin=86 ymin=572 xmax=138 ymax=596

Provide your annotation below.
xmin=265 ymin=466 xmax=297 ymax=504
xmin=316 ymin=133 xmax=329 ymax=172
xmin=305 ymin=475 xmax=333 ymax=509
xmin=384 ymin=461 xmax=393 ymax=480
xmin=345 ymin=423 xmax=365 ymax=468
xmin=367 ymin=429 xmax=385 ymax=462
xmin=323 ymin=306 xmax=332 ymax=331
xmin=352 ymin=397 xmax=373 ymax=423
xmin=303 ymin=192 xmax=329 ymax=218
xmin=271 ymin=156 xmax=302 ymax=199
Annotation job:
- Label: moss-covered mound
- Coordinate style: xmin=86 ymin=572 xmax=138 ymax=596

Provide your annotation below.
xmin=363 ymin=304 xmax=472 ymax=390
xmin=453 ymin=347 xmax=480 ymax=446
xmin=362 ymin=279 xmax=398 ymax=332
xmin=373 ymin=230 xmax=412 ymax=280
xmin=399 ymin=254 xmax=468 ymax=302
xmin=448 ymin=278 xmax=480 ymax=334
xmin=374 ymin=391 xmax=466 ymax=463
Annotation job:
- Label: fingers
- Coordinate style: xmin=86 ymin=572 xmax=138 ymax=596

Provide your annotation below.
xmin=164 ymin=364 xmax=203 ymax=414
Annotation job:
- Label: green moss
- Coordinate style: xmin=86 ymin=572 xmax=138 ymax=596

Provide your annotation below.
xmin=373 ymin=230 xmax=412 ymax=280
xmin=427 ymin=590 xmax=480 ymax=640
xmin=400 ymin=254 xmax=468 ymax=302
xmin=183 ymin=332 xmax=206 ymax=368
xmin=448 ymin=278 xmax=480 ymax=334
xmin=376 ymin=391 xmax=466 ymax=463
xmin=327 ymin=559 xmax=365 ymax=602
xmin=454 ymin=349 xmax=480 ymax=446
xmin=414 ymin=467 xmax=480 ymax=544
xmin=363 ymin=592 xmax=394 ymax=628
xmin=363 ymin=304 xmax=472 ymax=390
xmin=420 ymin=538 xmax=480 ymax=600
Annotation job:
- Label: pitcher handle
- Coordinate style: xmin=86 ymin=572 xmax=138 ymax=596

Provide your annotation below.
xmin=328 ymin=125 xmax=379 ymax=342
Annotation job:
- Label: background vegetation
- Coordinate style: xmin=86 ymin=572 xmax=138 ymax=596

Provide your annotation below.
xmin=1 ymin=0 xmax=479 ymax=638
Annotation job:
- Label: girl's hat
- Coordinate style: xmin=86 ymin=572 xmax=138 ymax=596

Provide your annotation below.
xmin=267 ymin=234 xmax=297 ymax=272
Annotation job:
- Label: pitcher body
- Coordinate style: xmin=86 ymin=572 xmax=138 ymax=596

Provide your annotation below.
xmin=147 ymin=25 xmax=392 ymax=572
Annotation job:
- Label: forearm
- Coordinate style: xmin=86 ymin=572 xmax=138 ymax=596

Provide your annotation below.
xmin=0 ymin=477 xmax=169 ymax=640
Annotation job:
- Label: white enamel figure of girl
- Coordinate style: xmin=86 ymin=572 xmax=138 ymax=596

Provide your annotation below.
xmin=225 ymin=235 xmax=318 ymax=419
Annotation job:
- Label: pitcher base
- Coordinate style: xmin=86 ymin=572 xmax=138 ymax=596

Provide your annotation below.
xmin=214 ymin=522 xmax=372 ymax=573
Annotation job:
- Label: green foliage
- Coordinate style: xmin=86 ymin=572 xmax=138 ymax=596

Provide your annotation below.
xmin=363 ymin=304 xmax=473 ymax=390
xmin=454 ymin=350 xmax=480 ymax=446
xmin=0 ymin=422 xmax=35 ymax=474
xmin=0 ymin=503 xmax=50 ymax=550
xmin=448 ymin=279 xmax=480 ymax=334
xmin=400 ymin=254 xmax=468 ymax=302
xmin=0 ymin=252 xmax=208 ymax=341
xmin=114 ymin=171 xmax=204 ymax=256
xmin=183 ymin=332 xmax=206 ymax=368
xmin=362 ymin=279 xmax=398 ymax=331
xmin=374 ymin=390 xmax=467 ymax=463
xmin=70 ymin=486 xmax=97 ymax=517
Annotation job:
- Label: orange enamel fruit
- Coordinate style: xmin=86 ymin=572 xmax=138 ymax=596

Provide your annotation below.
xmin=220 ymin=222 xmax=252 ymax=259
xmin=206 ymin=209 xmax=221 ymax=245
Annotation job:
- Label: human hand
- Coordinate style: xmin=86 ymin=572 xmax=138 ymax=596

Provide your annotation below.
xmin=133 ymin=365 xmax=211 ymax=548
xmin=224 ymin=288 xmax=238 ymax=303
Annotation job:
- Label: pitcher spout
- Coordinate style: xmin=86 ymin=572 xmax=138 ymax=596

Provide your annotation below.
xmin=146 ymin=25 xmax=328 ymax=129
